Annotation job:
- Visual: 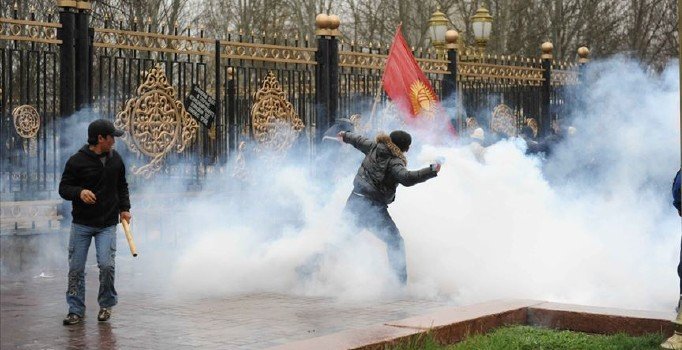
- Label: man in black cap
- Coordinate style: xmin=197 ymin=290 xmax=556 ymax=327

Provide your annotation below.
xmin=338 ymin=130 xmax=440 ymax=284
xmin=58 ymin=118 xmax=130 ymax=325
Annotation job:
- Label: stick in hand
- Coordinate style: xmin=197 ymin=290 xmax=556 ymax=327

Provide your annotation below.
xmin=121 ymin=219 xmax=138 ymax=257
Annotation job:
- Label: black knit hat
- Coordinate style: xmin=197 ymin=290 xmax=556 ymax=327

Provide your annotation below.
xmin=88 ymin=119 xmax=124 ymax=145
xmin=390 ymin=130 xmax=411 ymax=152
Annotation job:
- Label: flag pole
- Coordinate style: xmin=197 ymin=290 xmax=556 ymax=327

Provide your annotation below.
xmin=370 ymin=23 xmax=402 ymax=132
xmin=369 ymin=79 xmax=383 ymax=132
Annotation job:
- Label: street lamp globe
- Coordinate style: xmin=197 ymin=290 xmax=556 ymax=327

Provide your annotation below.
xmin=428 ymin=6 xmax=449 ymax=50
xmin=471 ymin=5 xmax=493 ymax=51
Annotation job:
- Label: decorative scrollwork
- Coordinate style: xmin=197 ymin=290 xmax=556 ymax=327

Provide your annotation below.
xmin=458 ymin=62 xmax=545 ymax=86
xmin=552 ymin=69 xmax=579 ymax=86
xmin=339 ymin=51 xmax=386 ymax=70
xmin=0 ymin=18 xmax=61 ymax=45
xmin=12 ymin=105 xmax=40 ymax=139
xmin=115 ymin=64 xmax=198 ymax=178
xmin=490 ymin=104 xmax=517 ymax=137
xmin=251 ymin=72 xmax=305 ymax=153
xmin=339 ymin=51 xmax=448 ymax=75
xmin=94 ymin=28 xmax=212 ymax=56
xmin=220 ymin=41 xmax=316 ymax=65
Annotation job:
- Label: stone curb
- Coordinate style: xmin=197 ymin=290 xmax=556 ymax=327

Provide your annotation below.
xmin=268 ymin=299 xmax=676 ymax=350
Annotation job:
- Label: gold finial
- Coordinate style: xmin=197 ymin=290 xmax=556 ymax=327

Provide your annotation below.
xmin=577 ymin=46 xmax=590 ymax=63
xmin=13 ymin=2 xmax=18 ymax=10
xmin=174 ymin=21 xmax=179 ymax=28
xmin=315 ymin=13 xmax=330 ymax=29
xmin=445 ymin=29 xmax=458 ymax=47
xmin=329 ymin=14 xmax=340 ymax=30
xmin=146 ymin=16 xmax=151 ymax=25
xmin=541 ymin=41 xmax=553 ymax=59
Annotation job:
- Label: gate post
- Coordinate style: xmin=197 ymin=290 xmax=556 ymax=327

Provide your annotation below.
xmin=227 ymin=67 xmax=236 ymax=154
xmin=58 ymin=1 xmax=76 ymax=119
xmin=74 ymin=1 xmax=91 ymax=110
xmin=214 ymin=39 xmax=222 ymax=163
xmin=314 ymin=14 xmax=340 ymax=143
xmin=314 ymin=14 xmax=331 ymax=143
xmin=442 ymin=30 xmax=458 ymax=101
xmin=442 ymin=30 xmax=459 ymax=131
xmin=329 ymin=16 xmax=339 ymax=129
xmin=577 ymin=46 xmax=589 ymax=84
xmin=540 ymin=41 xmax=553 ymax=138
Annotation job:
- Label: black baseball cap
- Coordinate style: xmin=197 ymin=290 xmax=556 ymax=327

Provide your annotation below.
xmin=88 ymin=119 xmax=124 ymax=144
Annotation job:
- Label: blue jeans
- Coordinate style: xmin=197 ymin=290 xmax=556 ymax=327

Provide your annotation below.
xmin=66 ymin=223 xmax=118 ymax=316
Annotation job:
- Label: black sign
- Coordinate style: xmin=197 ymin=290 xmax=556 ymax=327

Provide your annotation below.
xmin=185 ymin=85 xmax=216 ymax=128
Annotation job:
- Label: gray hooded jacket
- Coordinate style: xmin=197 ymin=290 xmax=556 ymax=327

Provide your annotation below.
xmin=343 ymin=132 xmax=437 ymax=205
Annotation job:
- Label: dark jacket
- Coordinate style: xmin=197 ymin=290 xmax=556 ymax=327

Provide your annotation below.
xmin=59 ymin=145 xmax=130 ymax=228
xmin=343 ymin=132 xmax=437 ymax=205
xmin=673 ymin=169 xmax=681 ymax=215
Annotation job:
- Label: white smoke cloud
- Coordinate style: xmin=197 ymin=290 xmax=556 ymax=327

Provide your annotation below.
xmin=168 ymin=58 xmax=681 ymax=310
xmin=397 ymin=58 xmax=681 ymax=310
xmin=20 ymin=58 xmax=679 ymax=311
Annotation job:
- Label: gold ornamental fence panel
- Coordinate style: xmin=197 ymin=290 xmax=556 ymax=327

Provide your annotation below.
xmin=0 ymin=17 xmax=62 ymax=45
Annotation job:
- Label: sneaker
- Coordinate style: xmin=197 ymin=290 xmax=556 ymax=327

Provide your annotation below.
xmin=97 ymin=308 xmax=111 ymax=322
xmin=62 ymin=313 xmax=82 ymax=325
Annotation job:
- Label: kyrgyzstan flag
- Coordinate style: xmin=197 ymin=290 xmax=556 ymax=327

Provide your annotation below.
xmin=382 ymin=25 xmax=440 ymax=119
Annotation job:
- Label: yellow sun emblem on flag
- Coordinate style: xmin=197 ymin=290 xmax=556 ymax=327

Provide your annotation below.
xmin=409 ymin=80 xmax=437 ymax=118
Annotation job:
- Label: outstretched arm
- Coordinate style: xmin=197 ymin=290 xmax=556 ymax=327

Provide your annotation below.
xmin=389 ymin=161 xmax=438 ymax=187
xmin=340 ymin=131 xmax=375 ymax=154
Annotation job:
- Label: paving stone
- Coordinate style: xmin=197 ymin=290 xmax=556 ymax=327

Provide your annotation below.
xmin=1 ymin=263 xmax=453 ymax=349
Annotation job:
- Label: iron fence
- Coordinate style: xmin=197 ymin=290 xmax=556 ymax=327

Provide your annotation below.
xmin=0 ymin=6 xmax=584 ymax=202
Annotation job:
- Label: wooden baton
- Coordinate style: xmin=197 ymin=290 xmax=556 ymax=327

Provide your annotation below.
xmin=121 ymin=219 xmax=138 ymax=257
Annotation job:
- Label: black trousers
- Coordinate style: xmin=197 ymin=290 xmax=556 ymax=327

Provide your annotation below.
xmin=343 ymin=192 xmax=407 ymax=284
xmin=678 ymin=236 xmax=682 ymax=295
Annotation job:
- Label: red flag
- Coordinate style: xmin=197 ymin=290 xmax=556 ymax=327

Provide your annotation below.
xmin=382 ymin=25 xmax=439 ymax=119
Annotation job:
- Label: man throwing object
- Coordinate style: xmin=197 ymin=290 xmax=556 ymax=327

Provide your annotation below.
xmin=339 ymin=130 xmax=440 ymax=285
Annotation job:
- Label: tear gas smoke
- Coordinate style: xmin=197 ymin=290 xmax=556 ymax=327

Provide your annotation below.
xmin=12 ymin=57 xmax=680 ymax=311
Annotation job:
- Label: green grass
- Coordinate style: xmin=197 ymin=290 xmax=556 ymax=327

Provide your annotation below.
xmin=389 ymin=325 xmax=667 ymax=350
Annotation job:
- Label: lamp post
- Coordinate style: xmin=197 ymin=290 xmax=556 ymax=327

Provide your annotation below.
xmin=471 ymin=5 xmax=493 ymax=54
xmin=428 ymin=6 xmax=448 ymax=57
